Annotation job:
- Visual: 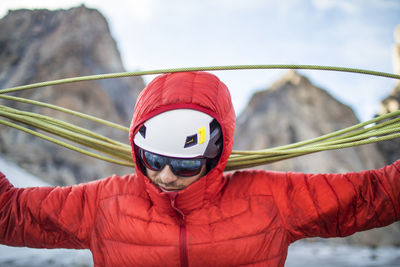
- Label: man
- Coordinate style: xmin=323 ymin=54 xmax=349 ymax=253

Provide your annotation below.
xmin=0 ymin=71 xmax=399 ymax=267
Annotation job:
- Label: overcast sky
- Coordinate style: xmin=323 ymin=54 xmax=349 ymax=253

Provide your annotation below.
xmin=1 ymin=0 xmax=400 ymax=121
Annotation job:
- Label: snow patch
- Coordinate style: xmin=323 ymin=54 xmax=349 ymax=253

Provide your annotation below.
xmin=0 ymin=157 xmax=49 ymax=187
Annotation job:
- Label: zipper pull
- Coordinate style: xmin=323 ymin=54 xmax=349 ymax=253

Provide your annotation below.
xmin=167 ymin=192 xmax=185 ymax=218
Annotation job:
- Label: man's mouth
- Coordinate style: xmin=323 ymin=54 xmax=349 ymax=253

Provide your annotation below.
xmin=159 ymin=185 xmax=180 ymax=192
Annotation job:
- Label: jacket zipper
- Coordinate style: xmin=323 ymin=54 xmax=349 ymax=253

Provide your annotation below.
xmin=170 ymin=197 xmax=189 ymax=267
xmin=178 ymin=214 xmax=188 ymax=267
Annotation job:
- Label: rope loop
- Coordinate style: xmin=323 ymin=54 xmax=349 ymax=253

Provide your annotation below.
xmin=0 ymin=64 xmax=399 ymax=170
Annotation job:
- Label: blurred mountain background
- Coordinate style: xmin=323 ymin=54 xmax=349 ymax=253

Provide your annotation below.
xmin=0 ymin=6 xmax=144 ymax=185
xmin=0 ymin=5 xmax=399 ymax=266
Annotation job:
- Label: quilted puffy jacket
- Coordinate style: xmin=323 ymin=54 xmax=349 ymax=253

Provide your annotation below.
xmin=0 ymin=71 xmax=400 ymax=267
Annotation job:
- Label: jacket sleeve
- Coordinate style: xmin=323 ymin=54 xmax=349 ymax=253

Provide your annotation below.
xmin=270 ymin=159 xmax=400 ymax=242
xmin=0 ymin=171 xmax=102 ymax=249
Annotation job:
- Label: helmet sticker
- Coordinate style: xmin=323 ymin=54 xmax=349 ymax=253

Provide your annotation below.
xmin=139 ymin=125 xmax=147 ymax=138
xmin=198 ymin=126 xmax=206 ymax=144
xmin=184 ymin=134 xmax=198 ymax=148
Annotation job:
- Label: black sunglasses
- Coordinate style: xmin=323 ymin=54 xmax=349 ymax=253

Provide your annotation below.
xmin=139 ymin=149 xmax=207 ymax=177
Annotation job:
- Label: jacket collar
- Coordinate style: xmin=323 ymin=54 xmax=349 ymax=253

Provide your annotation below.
xmin=142 ymin=166 xmax=226 ymax=216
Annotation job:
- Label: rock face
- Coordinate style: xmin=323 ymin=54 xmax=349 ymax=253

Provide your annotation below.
xmin=378 ymin=85 xmax=400 ymax=164
xmin=233 ymin=70 xmax=400 ymax=247
xmin=0 ymin=6 xmax=145 ymax=185
xmin=377 ymin=23 xmax=400 ymax=165
xmin=234 ymin=70 xmax=385 ymax=173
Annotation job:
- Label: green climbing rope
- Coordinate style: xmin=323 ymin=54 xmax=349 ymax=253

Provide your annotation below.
xmin=1 ymin=65 xmax=399 ymax=94
xmin=0 ymin=64 xmax=398 ymax=171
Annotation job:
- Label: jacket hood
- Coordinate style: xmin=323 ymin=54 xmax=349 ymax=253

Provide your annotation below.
xmin=129 ymin=71 xmax=236 ymax=212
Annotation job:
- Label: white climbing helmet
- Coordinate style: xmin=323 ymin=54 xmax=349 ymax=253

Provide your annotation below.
xmin=134 ymin=109 xmax=221 ymax=158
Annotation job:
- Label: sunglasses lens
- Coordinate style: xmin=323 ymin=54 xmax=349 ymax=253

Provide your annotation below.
xmin=140 ymin=149 xmax=205 ymax=177
xmin=142 ymin=150 xmax=167 ymax=171
xmin=170 ymin=158 xmax=203 ymax=177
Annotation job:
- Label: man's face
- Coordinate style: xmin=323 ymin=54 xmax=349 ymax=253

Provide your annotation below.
xmin=145 ymin=164 xmax=207 ymax=191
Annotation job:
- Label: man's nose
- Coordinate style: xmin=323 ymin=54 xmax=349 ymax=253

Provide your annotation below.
xmin=159 ymin=165 xmax=178 ymax=184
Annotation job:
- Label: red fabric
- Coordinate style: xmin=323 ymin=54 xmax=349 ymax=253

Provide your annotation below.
xmin=0 ymin=71 xmax=400 ymax=266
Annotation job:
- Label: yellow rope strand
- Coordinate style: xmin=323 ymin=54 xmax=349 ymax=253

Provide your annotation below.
xmin=0 ymin=118 xmax=134 ymax=167
xmin=0 ymin=95 xmax=129 ymax=132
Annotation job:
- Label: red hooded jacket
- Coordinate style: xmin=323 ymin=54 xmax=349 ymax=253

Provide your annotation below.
xmin=0 ymin=71 xmax=400 ymax=266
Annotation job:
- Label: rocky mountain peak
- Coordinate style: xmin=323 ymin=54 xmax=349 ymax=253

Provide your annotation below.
xmin=0 ymin=6 xmax=145 ymax=185
xmin=234 ymin=70 xmax=384 ymax=173
xmin=270 ymin=69 xmax=311 ymax=90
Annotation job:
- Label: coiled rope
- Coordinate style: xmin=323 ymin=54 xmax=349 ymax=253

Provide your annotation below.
xmin=0 ymin=64 xmax=399 ymax=170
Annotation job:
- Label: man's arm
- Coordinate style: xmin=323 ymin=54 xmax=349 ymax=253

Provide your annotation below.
xmin=0 ymin=172 xmax=101 ymax=249
xmin=270 ymin=160 xmax=400 ymax=242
